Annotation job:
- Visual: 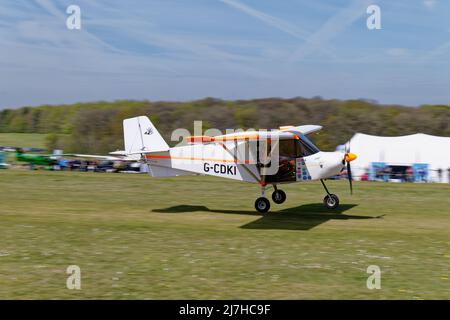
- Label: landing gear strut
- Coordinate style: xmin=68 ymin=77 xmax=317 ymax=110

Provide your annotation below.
xmin=320 ymin=179 xmax=339 ymax=209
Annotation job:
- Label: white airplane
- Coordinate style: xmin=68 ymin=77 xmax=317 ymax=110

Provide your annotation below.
xmin=122 ymin=116 xmax=357 ymax=213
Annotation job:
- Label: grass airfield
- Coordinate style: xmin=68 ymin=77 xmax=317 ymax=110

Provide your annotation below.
xmin=0 ymin=169 xmax=449 ymax=299
xmin=0 ymin=133 xmax=48 ymax=148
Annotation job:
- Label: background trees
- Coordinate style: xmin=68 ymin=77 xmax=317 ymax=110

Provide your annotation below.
xmin=0 ymin=98 xmax=448 ymax=153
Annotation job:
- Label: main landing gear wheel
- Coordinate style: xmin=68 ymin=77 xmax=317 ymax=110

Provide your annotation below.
xmin=272 ymin=190 xmax=286 ymax=204
xmin=255 ymin=197 xmax=270 ymax=213
xmin=323 ymin=194 xmax=339 ymax=209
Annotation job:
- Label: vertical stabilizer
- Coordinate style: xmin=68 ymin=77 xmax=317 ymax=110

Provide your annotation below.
xmin=123 ymin=116 xmax=169 ymax=154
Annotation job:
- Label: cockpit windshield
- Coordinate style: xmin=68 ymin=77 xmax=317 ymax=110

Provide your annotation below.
xmin=275 ymin=136 xmax=319 ymax=159
xmin=296 ymin=132 xmax=320 ymax=156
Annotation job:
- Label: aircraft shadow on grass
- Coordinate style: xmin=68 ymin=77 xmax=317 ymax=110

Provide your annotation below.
xmin=153 ymin=204 xmax=383 ymax=231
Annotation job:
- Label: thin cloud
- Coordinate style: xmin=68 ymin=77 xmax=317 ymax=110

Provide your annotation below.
xmin=420 ymin=41 xmax=450 ymax=62
xmin=289 ymin=0 xmax=371 ymax=61
xmin=423 ymin=0 xmax=437 ymax=10
xmin=33 ymin=0 xmax=123 ymax=53
xmin=219 ymin=0 xmax=337 ymax=60
xmin=219 ymin=0 xmax=309 ymax=40
xmin=386 ymin=48 xmax=409 ymax=57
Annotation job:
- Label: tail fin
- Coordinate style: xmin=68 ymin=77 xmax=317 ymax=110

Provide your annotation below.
xmin=123 ymin=116 xmax=170 ymax=154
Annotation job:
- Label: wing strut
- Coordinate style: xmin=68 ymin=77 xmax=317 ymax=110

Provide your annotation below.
xmin=218 ymin=142 xmax=261 ymax=183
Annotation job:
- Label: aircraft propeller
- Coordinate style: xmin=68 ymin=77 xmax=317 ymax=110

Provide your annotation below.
xmin=344 ymin=141 xmax=357 ymax=194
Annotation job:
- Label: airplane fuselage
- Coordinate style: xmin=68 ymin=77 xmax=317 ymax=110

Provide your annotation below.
xmin=144 ymin=142 xmax=346 ymax=185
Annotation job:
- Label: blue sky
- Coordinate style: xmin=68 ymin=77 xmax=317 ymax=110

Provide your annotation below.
xmin=1 ymin=0 xmax=450 ymax=108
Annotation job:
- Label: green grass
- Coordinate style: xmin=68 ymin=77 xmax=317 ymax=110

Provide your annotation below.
xmin=0 ymin=133 xmax=49 ymax=149
xmin=0 ymin=170 xmax=449 ymax=299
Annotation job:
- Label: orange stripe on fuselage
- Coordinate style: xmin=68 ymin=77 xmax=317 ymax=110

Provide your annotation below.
xmin=145 ymin=154 xmax=253 ymax=164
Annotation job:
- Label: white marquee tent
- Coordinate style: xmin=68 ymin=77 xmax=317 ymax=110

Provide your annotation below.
xmin=344 ymin=133 xmax=450 ymax=183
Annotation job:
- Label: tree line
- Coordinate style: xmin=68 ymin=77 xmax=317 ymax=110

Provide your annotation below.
xmin=0 ymin=97 xmax=449 ymax=153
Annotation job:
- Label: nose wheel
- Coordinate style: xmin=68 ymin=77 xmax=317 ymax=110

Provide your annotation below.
xmin=323 ymin=194 xmax=339 ymax=209
xmin=320 ymin=179 xmax=340 ymax=209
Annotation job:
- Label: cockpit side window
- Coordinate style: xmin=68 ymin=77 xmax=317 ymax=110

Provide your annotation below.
xmin=278 ymin=139 xmax=301 ymax=158
xmin=261 ymin=134 xmax=319 ymax=162
xmin=276 ymin=136 xmax=319 ymax=158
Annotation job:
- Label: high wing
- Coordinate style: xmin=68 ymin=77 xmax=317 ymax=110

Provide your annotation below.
xmin=184 ymin=125 xmax=322 ymax=143
xmin=280 ymin=125 xmax=322 ymax=135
